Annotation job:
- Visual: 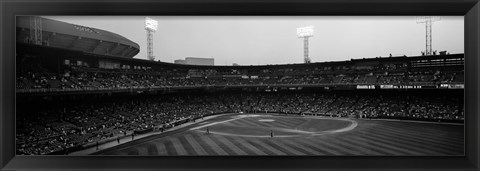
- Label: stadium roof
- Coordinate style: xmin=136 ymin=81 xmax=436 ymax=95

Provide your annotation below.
xmin=16 ymin=16 xmax=140 ymax=58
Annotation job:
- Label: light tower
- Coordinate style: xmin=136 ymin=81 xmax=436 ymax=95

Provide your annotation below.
xmin=416 ymin=16 xmax=441 ymax=56
xmin=29 ymin=16 xmax=43 ymax=45
xmin=297 ymin=26 xmax=314 ymax=63
xmin=145 ymin=17 xmax=158 ymax=61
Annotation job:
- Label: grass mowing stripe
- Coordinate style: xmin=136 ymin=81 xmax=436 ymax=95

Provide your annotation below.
xmin=364 ymin=128 xmax=450 ymax=155
xmin=335 ymin=136 xmax=386 ymax=155
xmin=191 ymin=133 xmax=219 ymax=155
xmin=214 ymin=135 xmax=248 ymax=155
xmin=184 ymin=134 xmax=208 ymax=155
xmin=154 ymin=141 xmax=168 ymax=155
xmin=297 ymin=138 xmax=342 ymax=155
xmin=387 ymin=121 xmax=463 ymax=136
xmin=398 ymin=124 xmax=465 ymax=144
xmin=377 ymin=124 xmax=460 ymax=147
xmin=170 ymin=137 xmax=189 ymax=155
xmin=313 ymin=138 xmax=358 ymax=155
xmin=281 ymin=138 xmax=324 ymax=155
xmin=248 ymin=139 xmax=287 ymax=155
xmin=378 ymin=125 xmax=464 ymax=150
xmin=265 ymin=139 xmax=305 ymax=155
xmin=324 ymin=138 xmax=366 ymax=155
xmin=228 ymin=136 xmax=268 ymax=155
xmin=178 ymin=136 xmax=199 ymax=155
xmin=137 ymin=146 xmax=149 ymax=155
xmin=335 ymin=137 xmax=386 ymax=155
xmin=207 ymin=135 xmax=241 ymax=155
xmin=348 ymin=135 xmax=417 ymax=155
xmin=390 ymin=122 xmax=464 ymax=144
xmin=146 ymin=143 xmax=159 ymax=155
xmin=199 ymin=135 xmax=229 ymax=155
xmin=381 ymin=123 xmax=464 ymax=145
xmin=163 ymin=140 xmax=178 ymax=155
xmin=370 ymin=128 xmax=463 ymax=155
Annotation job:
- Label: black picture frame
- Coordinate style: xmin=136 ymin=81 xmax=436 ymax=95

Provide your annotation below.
xmin=1 ymin=0 xmax=479 ymax=170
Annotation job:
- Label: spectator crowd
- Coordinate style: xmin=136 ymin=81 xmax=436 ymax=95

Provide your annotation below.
xmin=16 ymin=56 xmax=464 ymax=91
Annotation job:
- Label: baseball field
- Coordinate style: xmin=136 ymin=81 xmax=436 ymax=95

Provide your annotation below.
xmin=95 ymin=113 xmax=464 ymax=156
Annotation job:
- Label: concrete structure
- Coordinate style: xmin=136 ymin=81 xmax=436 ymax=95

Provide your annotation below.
xmin=175 ymin=57 xmax=214 ymax=66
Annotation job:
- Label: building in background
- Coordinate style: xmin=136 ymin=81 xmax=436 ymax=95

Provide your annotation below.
xmin=175 ymin=57 xmax=214 ymax=66
xmin=174 ymin=59 xmax=186 ymax=64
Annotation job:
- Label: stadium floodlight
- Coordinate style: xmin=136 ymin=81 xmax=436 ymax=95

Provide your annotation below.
xmin=145 ymin=17 xmax=158 ymax=32
xmin=416 ymin=16 xmax=441 ymax=56
xmin=297 ymin=26 xmax=314 ymax=38
xmin=145 ymin=17 xmax=158 ymax=61
xmin=297 ymin=26 xmax=314 ymax=63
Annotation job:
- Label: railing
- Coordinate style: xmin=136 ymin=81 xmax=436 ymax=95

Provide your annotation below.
xmin=16 ymin=81 xmax=465 ymax=94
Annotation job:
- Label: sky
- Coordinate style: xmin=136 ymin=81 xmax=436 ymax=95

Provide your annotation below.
xmin=45 ymin=16 xmax=464 ymax=66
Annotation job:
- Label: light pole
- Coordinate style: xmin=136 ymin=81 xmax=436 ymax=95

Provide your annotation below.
xmin=145 ymin=17 xmax=158 ymax=61
xmin=416 ymin=16 xmax=441 ymax=56
xmin=297 ymin=26 xmax=314 ymax=63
